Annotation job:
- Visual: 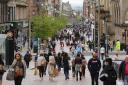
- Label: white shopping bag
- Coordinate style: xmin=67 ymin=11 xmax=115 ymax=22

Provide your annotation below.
xmin=117 ymin=80 xmax=124 ymax=85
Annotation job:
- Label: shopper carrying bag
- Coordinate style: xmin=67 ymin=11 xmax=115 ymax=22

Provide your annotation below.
xmin=11 ymin=53 xmax=26 ymax=85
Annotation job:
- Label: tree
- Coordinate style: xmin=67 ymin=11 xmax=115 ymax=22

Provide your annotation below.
xmin=32 ymin=15 xmax=68 ymax=39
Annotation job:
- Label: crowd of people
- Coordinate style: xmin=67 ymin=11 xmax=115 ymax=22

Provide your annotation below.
xmin=0 ymin=22 xmax=128 ymax=85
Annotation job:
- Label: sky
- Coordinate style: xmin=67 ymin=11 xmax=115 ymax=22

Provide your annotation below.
xmin=62 ymin=0 xmax=83 ymax=9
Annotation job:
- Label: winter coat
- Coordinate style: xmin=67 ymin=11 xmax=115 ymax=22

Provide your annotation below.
xmin=100 ymin=65 xmax=117 ymax=85
xmin=88 ymin=58 xmax=101 ymax=74
xmin=63 ymin=57 xmax=70 ymax=70
xmin=11 ymin=59 xmax=26 ymax=77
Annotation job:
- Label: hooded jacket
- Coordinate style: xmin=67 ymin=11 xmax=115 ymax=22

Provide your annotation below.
xmin=101 ymin=65 xmax=117 ymax=85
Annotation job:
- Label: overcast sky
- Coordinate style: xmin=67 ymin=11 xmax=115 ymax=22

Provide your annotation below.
xmin=62 ymin=0 xmax=83 ymax=9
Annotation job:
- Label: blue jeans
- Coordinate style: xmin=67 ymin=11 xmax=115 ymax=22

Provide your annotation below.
xmin=124 ymin=76 xmax=128 ymax=85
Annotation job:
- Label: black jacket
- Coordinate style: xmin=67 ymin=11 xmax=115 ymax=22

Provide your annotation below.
xmin=119 ymin=61 xmax=126 ymax=80
xmin=88 ymin=58 xmax=101 ymax=74
xmin=101 ymin=65 xmax=117 ymax=85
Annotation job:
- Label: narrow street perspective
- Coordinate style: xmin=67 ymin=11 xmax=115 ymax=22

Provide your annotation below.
xmin=0 ymin=0 xmax=128 ymax=85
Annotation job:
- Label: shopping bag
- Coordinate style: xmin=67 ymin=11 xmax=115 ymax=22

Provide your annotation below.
xmin=53 ymin=68 xmax=59 ymax=77
xmin=117 ymin=80 xmax=124 ymax=85
xmin=33 ymin=68 xmax=39 ymax=75
xmin=6 ymin=70 xmax=14 ymax=81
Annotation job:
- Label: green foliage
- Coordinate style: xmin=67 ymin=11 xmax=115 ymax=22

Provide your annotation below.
xmin=32 ymin=15 xmax=68 ymax=39
xmin=76 ymin=16 xmax=82 ymax=21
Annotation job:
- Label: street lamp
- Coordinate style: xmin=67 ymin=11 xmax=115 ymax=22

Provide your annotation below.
xmin=89 ymin=0 xmax=101 ymax=59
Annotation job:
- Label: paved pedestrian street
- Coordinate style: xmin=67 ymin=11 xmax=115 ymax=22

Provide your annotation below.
xmin=2 ymin=40 xmax=104 ymax=85
xmin=2 ymin=63 xmax=103 ymax=85
xmin=2 ymin=40 xmax=126 ymax=85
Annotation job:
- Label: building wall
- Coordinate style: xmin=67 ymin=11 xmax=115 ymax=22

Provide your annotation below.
xmin=83 ymin=0 xmax=88 ymax=17
xmin=0 ymin=1 xmax=8 ymax=24
xmin=62 ymin=2 xmax=72 ymax=16
xmin=15 ymin=6 xmax=28 ymax=20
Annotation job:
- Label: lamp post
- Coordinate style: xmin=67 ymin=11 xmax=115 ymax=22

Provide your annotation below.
xmin=97 ymin=0 xmax=101 ymax=58
xmin=104 ymin=13 xmax=110 ymax=57
xmin=88 ymin=0 xmax=96 ymax=49
xmin=28 ymin=0 xmax=32 ymax=51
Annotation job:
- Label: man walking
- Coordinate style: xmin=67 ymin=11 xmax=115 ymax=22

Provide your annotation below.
xmin=88 ymin=52 xmax=101 ymax=85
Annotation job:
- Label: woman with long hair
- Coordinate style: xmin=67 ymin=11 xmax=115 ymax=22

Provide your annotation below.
xmin=11 ymin=53 xmax=26 ymax=85
xmin=37 ymin=54 xmax=46 ymax=80
xmin=47 ymin=54 xmax=56 ymax=80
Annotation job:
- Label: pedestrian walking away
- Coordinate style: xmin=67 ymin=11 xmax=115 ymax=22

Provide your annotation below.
xmin=24 ymin=51 xmax=32 ymax=68
xmin=47 ymin=54 xmax=56 ymax=80
xmin=75 ymin=54 xmax=82 ymax=81
xmin=37 ymin=53 xmax=46 ymax=80
xmin=62 ymin=52 xmax=70 ymax=80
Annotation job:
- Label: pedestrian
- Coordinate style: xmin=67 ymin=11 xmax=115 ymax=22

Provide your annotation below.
xmin=37 ymin=53 xmax=46 ymax=80
xmin=62 ymin=52 xmax=70 ymax=80
xmin=72 ymin=58 xmax=75 ymax=77
xmin=75 ymin=54 xmax=82 ymax=81
xmin=109 ymin=40 xmax=113 ymax=51
xmin=75 ymin=45 xmax=82 ymax=54
xmin=119 ymin=56 xmax=128 ymax=85
xmin=100 ymin=58 xmax=117 ymax=85
xmin=57 ymin=52 xmax=62 ymax=71
xmin=11 ymin=53 xmax=26 ymax=85
xmin=115 ymin=40 xmax=120 ymax=54
xmin=47 ymin=54 xmax=56 ymax=80
xmin=100 ymin=46 xmax=105 ymax=60
xmin=24 ymin=51 xmax=32 ymax=68
xmin=88 ymin=52 xmax=101 ymax=85
xmin=0 ymin=55 xmax=5 ymax=85
xmin=81 ymin=55 xmax=87 ymax=77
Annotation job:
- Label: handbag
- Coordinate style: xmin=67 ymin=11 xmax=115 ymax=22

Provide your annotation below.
xmin=99 ymin=73 xmax=108 ymax=81
xmin=53 ymin=68 xmax=59 ymax=77
xmin=6 ymin=69 xmax=14 ymax=81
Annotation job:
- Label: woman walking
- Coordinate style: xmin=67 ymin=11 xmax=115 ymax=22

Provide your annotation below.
xmin=75 ymin=54 xmax=82 ymax=81
xmin=81 ymin=55 xmax=87 ymax=77
xmin=37 ymin=54 xmax=46 ymax=80
xmin=100 ymin=58 xmax=117 ymax=85
xmin=11 ymin=53 xmax=26 ymax=85
xmin=63 ymin=52 xmax=70 ymax=80
xmin=47 ymin=54 xmax=56 ymax=80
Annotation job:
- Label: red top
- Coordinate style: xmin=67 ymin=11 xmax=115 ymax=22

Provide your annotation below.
xmin=125 ymin=63 xmax=128 ymax=75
